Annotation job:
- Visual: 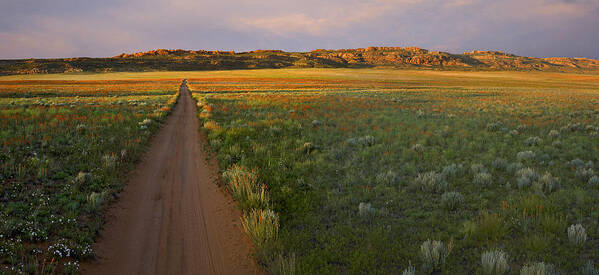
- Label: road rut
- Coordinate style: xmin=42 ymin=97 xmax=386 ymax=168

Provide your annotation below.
xmin=81 ymin=80 xmax=260 ymax=275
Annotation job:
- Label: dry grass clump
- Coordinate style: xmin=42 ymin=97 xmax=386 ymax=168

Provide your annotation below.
xmin=222 ymin=164 xmax=269 ymax=210
xmin=242 ymin=208 xmax=279 ymax=247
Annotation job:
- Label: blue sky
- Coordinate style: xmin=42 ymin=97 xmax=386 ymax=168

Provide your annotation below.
xmin=1 ymin=0 xmax=598 ymax=59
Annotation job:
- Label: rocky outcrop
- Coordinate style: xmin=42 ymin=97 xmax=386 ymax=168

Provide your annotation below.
xmin=2 ymin=47 xmax=598 ymax=75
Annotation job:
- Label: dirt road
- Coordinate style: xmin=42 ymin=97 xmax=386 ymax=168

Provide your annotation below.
xmin=81 ymin=80 xmax=260 ymax=275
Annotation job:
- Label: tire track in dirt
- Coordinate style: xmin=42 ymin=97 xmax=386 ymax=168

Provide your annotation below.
xmin=81 ymin=80 xmax=261 ymax=275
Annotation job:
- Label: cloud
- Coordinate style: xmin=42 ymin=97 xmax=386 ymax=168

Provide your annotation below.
xmin=0 ymin=0 xmax=598 ymax=59
xmin=0 ymin=16 xmax=142 ymax=58
xmin=233 ymin=0 xmax=422 ymax=36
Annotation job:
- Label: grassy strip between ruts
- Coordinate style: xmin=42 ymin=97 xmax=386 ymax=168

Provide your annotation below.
xmin=192 ymin=93 xmax=295 ymax=274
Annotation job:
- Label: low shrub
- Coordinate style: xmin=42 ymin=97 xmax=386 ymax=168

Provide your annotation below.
xmin=473 ymin=172 xmax=493 ymax=186
xmin=420 ymin=239 xmax=452 ymax=273
xmin=416 ymin=171 xmax=448 ymax=193
xmin=441 ymin=192 xmax=464 ymax=211
xmin=481 ymin=249 xmax=509 ymax=275
xmin=567 ymin=224 xmax=587 ymax=246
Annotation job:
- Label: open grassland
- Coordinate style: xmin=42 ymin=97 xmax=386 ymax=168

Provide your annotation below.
xmin=0 ymin=79 xmax=179 ymax=274
xmin=189 ymin=69 xmax=599 ymax=274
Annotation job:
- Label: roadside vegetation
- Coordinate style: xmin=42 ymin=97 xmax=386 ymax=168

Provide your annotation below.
xmin=0 ymin=79 xmax=179 ymax=274
xmin=191 ymin=69 xmax=599 ymax=274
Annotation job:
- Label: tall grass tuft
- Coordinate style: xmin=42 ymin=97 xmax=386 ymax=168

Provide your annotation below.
xmin=534 ymin=172 xmax=560 ymax=194
xmin=515 ymin=167 xmax=539 ymax=189
xmin=481 ymin=249 xmax=509 ymax=275
xmin=416 ymin=171 xmax=448 ymax=193
xmin=270 ymin=253 xmax=296 ymax=275
xmin=420 ymin=239 xmax=452 ymax=273
xmin=491 ymin=158 xmax=508 ymax=171
xmin=223 ymin=164 xmax=269 ymax=210
xmin=473 ymin=172 xmax=493 ymax=186
xmin=358 ymin=202 xmax=376 ymax=217
xmin=520 ymin=262 xmax=557 ymax=275
xmin=582 ymin=261 xmax=599 ymax=275
xmin=516 ymin=151 xmax=536 ymax=161
xmin=471 ymin=163 xmax=488 ymax=174
xmin=567 ymin=224 xmax=587 ymax=246
xmin=87 ymin=191 xmax=106 ymax=212
xmin=441 ymin=192 xmax=464 ymax=210
xmin=441 ymin=163 xmax=462 ymax=178
xmin=576 ymin=167 xmax=595 ymax=182
xmin=242 ymin=208 xmax=279 ymax=247
xmin=402 ymin=263 xmax=416 ymax=275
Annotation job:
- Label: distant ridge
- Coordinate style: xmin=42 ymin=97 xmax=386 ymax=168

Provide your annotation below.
xmin=1 ymin=47 xmax=598 ymax=75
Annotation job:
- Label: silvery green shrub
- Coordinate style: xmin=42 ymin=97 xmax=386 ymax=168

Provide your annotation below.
xmin=538 ymin=153 xmax=551 ymax=163
xmin=491 ymin=158 xmax=509 ymax=171
xmin=411 ymin=143 xmax=424 ymax=153
xmin=563 ymin=122 xmax=582 ymax=132
xmin=311 ymin=119 xmax=322 ymax=127
xmin=507 ymin=162 xmax=524 ymax=174
xmin=568 ymin=158 xmax=585 ymax=168
xmin=548 ymin=129 xmax=560 ymax=138
xmin=474 ymin=172 xmax=493 ymax=186
xmin=588 ymin=175 xmax=599 ymax=185
xmin=471 ymin=163 xmax=488 ymax=174
xmin=402 ymin=264 xmax=416 ymax=275
xmin=487 ymin=122 xmax=503 ymax=132
xmin=524 ymin=136 xmax=542 ymax=146
xmin=416 ymin=171 xmax=448 ymax=193
xmin=102 ymin=154 xmax=117 ymax=168
xmin=358 ymin=202 xmax=376 ymax=217
xmin=481 ymin=249 xmax=509 ymax=275
xmin=534 ymin=172 xmax=560 ymax=194
xmin=516 ymin=151 xmax=536 ymax=161
xmin=441 ymin=192 xmax=464 ymax=210
xmin=551 ymin=140 xmax=562 ymax=148
xmin=442 ymin=163 xmax=462 ymax=178
xmin=515 ymin=168 xmax=539 ymax=189
xmin=420 ymin=239 xmax=452 ymax=273
xmin=568 ymin=224 xmax=587 ymax=246
xmin=575 ymin=167 xmax=595 ymax=182
xmin=520 ymin=262 xmax=556 ymax=275
xmin=74 ymin=171 xmax=92 ymax=184
xmin=376 ymin=170 xmax=401 ymax=185
xmin=76 ymin=124 xmax=87 ymax=131
xmin=346 ymin=135 xmax=376 ymax=147
xmin=582 ymin=261 xmax=598 ymax=275
xmin=586 ymin=160 xmax=595 ymax=168
xmin=138 ymin=118 xmax=152 ymax=130
xmin=361 ymin=135 xmax=376 ymax=146
xmin=517 ymin=124 xmax=528 ymax=132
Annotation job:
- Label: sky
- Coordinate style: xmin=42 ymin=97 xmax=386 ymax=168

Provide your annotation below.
xmin=1 ymin=0 xmax=598 ymax=59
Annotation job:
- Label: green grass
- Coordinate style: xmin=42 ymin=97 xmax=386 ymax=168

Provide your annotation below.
xmin=0 ymin=79 xmax=179 ymax=274
xmin=2 ymin=68 xmax=599 ymax=274
xmin=190 ymin=68 xmax=599 ymax=274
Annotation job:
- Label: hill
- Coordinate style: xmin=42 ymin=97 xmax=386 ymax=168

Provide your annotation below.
xmin=1 ymin=47 xmax=598 ymax=75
